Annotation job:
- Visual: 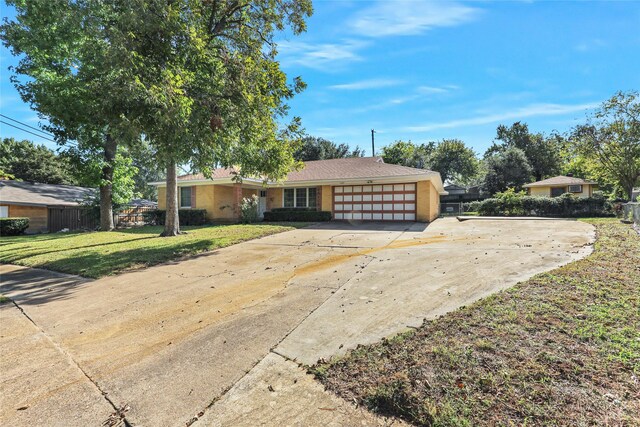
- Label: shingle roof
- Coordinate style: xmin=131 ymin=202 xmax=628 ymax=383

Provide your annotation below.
xmin=0 ymin=180 xmax=95 ymax=207
xmin=177 ymin=157 xmax=436 ymax=183
xmin=523 ymin=176 xmax=598 ymax=188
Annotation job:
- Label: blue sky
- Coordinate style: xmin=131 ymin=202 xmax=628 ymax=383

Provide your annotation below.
xmin=1 ymin=1 xmax=639 ymax=156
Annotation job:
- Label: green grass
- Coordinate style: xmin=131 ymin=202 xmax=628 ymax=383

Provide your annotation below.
xmin=312 ymin=219 xmax=640 ymax=426
xmin=0 ymin=223 xmax=308 ymax=278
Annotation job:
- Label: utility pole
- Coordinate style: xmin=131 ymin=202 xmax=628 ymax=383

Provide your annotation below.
xmin=371 ymin=129 xmax=376 ymax=157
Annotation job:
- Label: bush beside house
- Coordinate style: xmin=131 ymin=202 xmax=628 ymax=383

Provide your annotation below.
xmin=144 ymin=209 xmax=207 ymax=226
xmin=475 ymin=189 xmax=613 ymax=217
xmin=0 ymin=217 xmax=30 ymax=236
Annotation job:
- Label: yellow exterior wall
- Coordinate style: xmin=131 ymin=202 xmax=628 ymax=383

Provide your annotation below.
xmin=157 ymin=187 xmax=166 ymax=209
xmin=321 ymin=185 xmax=332 ymax=212
xmin=197 ymin=185 xmax=215 ymax=220
xmin=416 ymin=180 xmax=439 ymax=222
xmin=269 ymin=188 xmax=283 ymax=209
xmin=8 ymin=204 xmax=48 ymax=233
xmin=212 ymin=185 xmax=237 ymax=220
xmin=528 ymin=184 xmax=596 ymax=198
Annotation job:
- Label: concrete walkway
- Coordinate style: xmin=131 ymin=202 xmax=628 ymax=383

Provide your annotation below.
xmin=0 ymin=219 xmax=594 ymax=426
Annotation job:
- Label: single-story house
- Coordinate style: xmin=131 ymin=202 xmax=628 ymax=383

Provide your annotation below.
xmin=440 ymin=183 xmax=487 ymax=203
xmin=150 ymin=157 xmax=447 ymax=222
xmin=523 ymin=175 xmax=598 ymax=198
xmin=0 ymin=180 xmax=95 ymax=233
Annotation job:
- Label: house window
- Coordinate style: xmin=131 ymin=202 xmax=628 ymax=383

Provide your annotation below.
xmin=568 ymin=185 xmax=583 ymax=193
xmin=180 ymin=187 xmax=192 ymax=208
xmin=283 ymin=187 xmax=317 ymax=208
xmin=0 ymin=206 xmax=8 ymax=218
xmin=551 ymin=187 xmax=566 ymax=197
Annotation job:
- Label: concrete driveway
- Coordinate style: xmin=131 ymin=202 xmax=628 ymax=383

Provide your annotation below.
xmin=0 ymin=218 xmax=594 ymax=426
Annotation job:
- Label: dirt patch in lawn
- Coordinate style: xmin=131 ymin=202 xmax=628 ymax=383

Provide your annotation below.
xmin=312 ymin=219 xmax=640 ymax=426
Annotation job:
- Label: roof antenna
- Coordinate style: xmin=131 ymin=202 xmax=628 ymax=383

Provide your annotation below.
xmin=371 ymin=129 xmax=376 ymax=157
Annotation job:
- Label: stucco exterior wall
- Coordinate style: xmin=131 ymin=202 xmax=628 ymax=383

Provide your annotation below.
xmin=416 ymin=181 xmax=439 ymax=222
xmin=7 ymin=204 xmax=48 ymax=233
xmin=321 ymin=185 xmax=332 ymax=212
xmin=528 ymin=184 xmax=597 ymax=198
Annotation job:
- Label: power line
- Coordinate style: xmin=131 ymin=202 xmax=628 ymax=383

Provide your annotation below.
xmin=0 ymin=113 xmax=54 ymax=139
xmin=0 ymin=120 xmax=56 ymax=142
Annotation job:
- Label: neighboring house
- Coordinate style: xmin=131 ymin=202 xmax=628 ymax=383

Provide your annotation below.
xmin=150 ymin=157 xmax=447 ymax=222
xmin=523 ymin=175 xmax=598 ymax=198
xmin=0 ymin=180 xmax=95 ymax=233
xmin=440 ymin=183 xmax=487 ymax=203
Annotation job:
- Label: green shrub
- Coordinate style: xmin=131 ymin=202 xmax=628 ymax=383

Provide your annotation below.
xmin=263 ymin=209 xmax=331 ymax=222
xmin=476 ymin=192 xmax=612 ymax=217
xmin=240 ymin=195 xmax=259 ymax=224
xmin=143 ymin=209 xmax=207 ymax=226
xmin=0 ymin=217 xmax=29 ymax=236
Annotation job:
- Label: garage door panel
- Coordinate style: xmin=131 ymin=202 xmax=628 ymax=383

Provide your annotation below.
xmin=333 ymin=183 xmax=417 ymax=221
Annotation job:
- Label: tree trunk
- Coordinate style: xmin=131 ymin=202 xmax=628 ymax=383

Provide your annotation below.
xmin=99 ymin=134 xmax=117 ymax=231
xmin=161 ymin=158 xmax=180 ymax=236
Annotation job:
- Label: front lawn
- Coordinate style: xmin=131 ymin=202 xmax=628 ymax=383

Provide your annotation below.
xmin=0 ymin=223 xmax=307 ymax=278
xmin=313 ymin=219 xmax=639 ymax=426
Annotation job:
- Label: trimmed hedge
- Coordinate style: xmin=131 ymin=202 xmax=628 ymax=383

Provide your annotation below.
xmin=476 ymin=193 xmax=613 ymax=217
xmin=263 ymin=209 xmax=332 ymax=222
xmin=143 ymin=209 xmax=207 ymax=226
xmin=0 ymin=217 xmax=29 ymax=236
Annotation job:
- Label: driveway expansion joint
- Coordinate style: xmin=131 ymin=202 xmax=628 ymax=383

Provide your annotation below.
xmin=8 ymin=299 xmax=132 ymax=427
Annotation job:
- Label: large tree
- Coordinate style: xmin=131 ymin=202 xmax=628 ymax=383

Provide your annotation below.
xmin=381 ymin=140 xmax=434 ymax=168
xmin=572 ymin=91 xmax=640 ymax=200
xmin=483 ymin=147 xmax=533 ymax=195
xmin=1 ymin=0 xmax=145 ymax=231
xmin=121 ymin=0 xmax=312 ymax=236
xmin=294 ymin=136 xmax=364 ymax=161
xmin=487 ymin=122 xmax=562 ymax=181
xmin=0 ymin=138 xmax=76 ymax=184
xmin=429 ymin=138 xmax=478 ymax=183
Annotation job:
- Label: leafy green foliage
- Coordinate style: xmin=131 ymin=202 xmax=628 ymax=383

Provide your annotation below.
xmin=0 ymin=138 xmax=76 ymax=184
xmin=476 ymin=191 xmax=612 ymax=217
xmin=294 ymin=136 xmax=364 ymax=161
xmin=486 ymin=122 xmax=563 ymax=181
xmin=483 ymin=147 xmax=533 ymax=194
xmin=0 ymin=217 xmax=29 ymax=236
xmin=429 ymin=139 xmax=478 ymax=183
xmin=572 ymin=91 xmax=640 ymax=200
xmin=381 ymin=140 xmax=434 ymax=168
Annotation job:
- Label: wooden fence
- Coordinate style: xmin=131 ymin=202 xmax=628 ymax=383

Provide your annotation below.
xmin=48 ymin=206 xmax=99 ymax=232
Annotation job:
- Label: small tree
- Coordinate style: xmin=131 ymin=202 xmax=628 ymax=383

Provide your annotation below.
xmin=572 ymin=91 xmax=640 ymax=200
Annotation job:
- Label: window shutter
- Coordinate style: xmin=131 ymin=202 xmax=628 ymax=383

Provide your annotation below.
xmin=190 ymin=186 xmax=196 ymax=208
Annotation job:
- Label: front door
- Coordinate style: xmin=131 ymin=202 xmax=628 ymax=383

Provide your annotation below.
xmin=258 ymin=190 xmax=267 ymax=218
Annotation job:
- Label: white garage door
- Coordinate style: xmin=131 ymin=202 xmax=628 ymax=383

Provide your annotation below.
xmin=333 ymin=183 xmax=416 ymax=221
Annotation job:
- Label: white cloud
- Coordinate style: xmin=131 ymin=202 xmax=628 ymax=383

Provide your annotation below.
xmin=404 ymin=102 xmax=598 ymax=132
xmin=350 ymin=1 xmax=480 ymax=37
xmin=574 ymin=39 xmax=607 ymax=52
xmin=329 ymin=78 xmax=403 ymax=90
xmin=277 ymin=39 xmax=367 ymax=69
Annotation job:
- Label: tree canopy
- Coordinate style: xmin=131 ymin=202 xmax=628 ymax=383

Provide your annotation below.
xmin=486 ymin=122 xmax=563 ymax=182
xmin=483 ymin=147 xmax=533 ymax=195
xmin=429 ymin=139 xmax=478 ymax=183
xmin=572 ymin=91 xmax=640 ymax=200
xmin=294 ymin=136 xmax=364 ymax=161
xmin=0 ymin=138 xmax=76 ymax=184
xmin=380 ymin=140 xmax=434 ymax=168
